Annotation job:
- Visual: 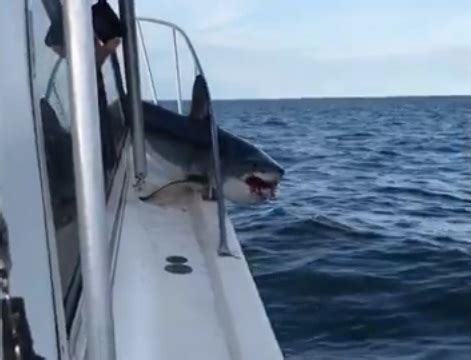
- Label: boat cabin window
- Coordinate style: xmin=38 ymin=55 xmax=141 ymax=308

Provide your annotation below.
xmin=94 ymin=0 xmax=127 ymax=188
xmin=30 ymin=0 xmax=127 ymax=331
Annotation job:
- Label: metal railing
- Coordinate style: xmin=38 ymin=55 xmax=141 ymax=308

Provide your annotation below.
xmin=121 ymin=0 xmax=147 ymax=187
xmin=136 ymin=17 xmax=233 ymax=257
xmin=136 ymin=20 xmax=158 ymax=105
xmin=62 ymin=0 xmax=116 ymax=358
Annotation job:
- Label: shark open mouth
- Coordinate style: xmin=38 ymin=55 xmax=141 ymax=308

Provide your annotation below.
xmin=245 ymin=175 xmax=278 ymax=199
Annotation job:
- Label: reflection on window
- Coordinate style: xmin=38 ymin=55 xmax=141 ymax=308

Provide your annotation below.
xmin=32 ymin=0 xmax=128 ymax=330
xmin=99 ymin=56 xmax=127 ymax=189
xmin=32 ymin=0 xmax=81 ymax=329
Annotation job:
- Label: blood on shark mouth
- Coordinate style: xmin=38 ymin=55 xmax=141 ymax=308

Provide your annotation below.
xmin=245 ymin=175 xmax=277 ymax=199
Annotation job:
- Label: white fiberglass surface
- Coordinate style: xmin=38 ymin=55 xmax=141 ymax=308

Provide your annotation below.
xmin=112 ymin=158 xmax=282 ymax=360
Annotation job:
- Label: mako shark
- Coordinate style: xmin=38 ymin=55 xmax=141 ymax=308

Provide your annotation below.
xmin=141 ymin=76 xmax=284 ymax=205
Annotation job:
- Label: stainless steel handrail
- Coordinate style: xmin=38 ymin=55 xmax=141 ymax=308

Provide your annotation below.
xmin=172 ymin=28 xmax=183 ymax=114
xmin=62 ymin=0 xmax=116 ymax=358
xmin=136 ymin=17 xmax=233 ymax=256
xmin=137 ymin=20 xmax=158 ymax=104
xmin=45 ymin=57 xmax=63 ymax=100
xmin=120 ymin=0 xmax=147 ymax=187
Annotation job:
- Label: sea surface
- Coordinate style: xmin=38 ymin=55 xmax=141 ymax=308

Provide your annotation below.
xmin=214 ymin=97 xmax=471 ymax=359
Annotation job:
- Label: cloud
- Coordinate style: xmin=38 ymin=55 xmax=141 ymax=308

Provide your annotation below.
xmin=192 ymin=0 xmax=257 ymax=31
xmin=137 ymin=0 xmax=256 ymax=32
xmin=137 ymin=0 xmax=471 ymax=98
xmin=198 ymin=46 xmax=471 ymax=99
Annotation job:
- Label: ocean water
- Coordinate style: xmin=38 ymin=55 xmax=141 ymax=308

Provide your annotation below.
xmin=214 ymin=97 xmax=471 ymax=359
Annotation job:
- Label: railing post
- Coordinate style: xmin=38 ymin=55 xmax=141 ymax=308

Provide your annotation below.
xmin=136 ymin=20 xmax=158 ymax=104
xmin=119 ymin=0 xmax=147 ymax=184
xmin=135 ymin=17 xmax=234 ymax=257
xmin=208 ymin=109 xmax=231 ymax=256
xmin=62 ymin=0 xmax=116 ymax=359
xmin=172 ymin=28 xmax=183 ymax=114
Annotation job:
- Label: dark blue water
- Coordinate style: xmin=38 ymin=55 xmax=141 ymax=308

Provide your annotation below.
xmin=215 ymin=97 xmax=471 ymax=359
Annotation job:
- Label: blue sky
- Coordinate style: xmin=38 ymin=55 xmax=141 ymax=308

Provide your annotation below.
xmin=137 ymin=0 xmax=471 ymax=99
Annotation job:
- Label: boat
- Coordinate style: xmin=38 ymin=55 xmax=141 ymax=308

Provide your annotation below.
xmin=0 ymin=0 xmax=283 ymax=359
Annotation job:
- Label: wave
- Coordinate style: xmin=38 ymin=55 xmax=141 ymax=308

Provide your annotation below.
xmin=375 ymin=186 xmax=471 ymax=204
xmin=325 ymin=132 xmax=375 ymax=140
xmin=377 ymin=149 xmax=401 ymax=157
xmin=256 ymin=267 xmax=401 ymax=296
xmin=274 ymin=214 xmax=384 ymax=241
xmin=227 ymin=98 xmax=471 ymax=359
xmin=263 ymin=116 xmax=288 ymax=127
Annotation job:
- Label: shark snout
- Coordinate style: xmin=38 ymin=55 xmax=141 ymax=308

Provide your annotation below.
xmin=277 ymin=165 xmax=285 ymax=178
xmin=263 ymin=160 xmax=285 ymax=183
xmin=268 ymin=161 xmax=285 ymax=180
xmin=222 ymin=161 xmax=284 ymax=204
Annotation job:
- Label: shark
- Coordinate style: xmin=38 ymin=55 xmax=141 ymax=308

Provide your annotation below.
xmin=141 ymin=76 xmax=284 ymax=205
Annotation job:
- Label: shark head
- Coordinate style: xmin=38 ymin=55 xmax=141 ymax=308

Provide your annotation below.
xmin=220 ymin=132 xmax=285 ymax=204
xmin=188 ymin=75 xmax=285 ymax=204
xmin=142 ymin=75 xmax=285 ymax=205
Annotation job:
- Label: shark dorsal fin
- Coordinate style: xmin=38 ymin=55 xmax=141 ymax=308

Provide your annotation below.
xmin=189 ymin=75 xmax=210 ymax=122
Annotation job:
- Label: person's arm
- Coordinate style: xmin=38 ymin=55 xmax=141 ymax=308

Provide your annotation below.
xmin=47 ymin=31 xmax=120 ymax=67
xmin=94 ymin=37 xmax=121 ymax=66
xmin=44 ymin=2 xmax=122 ymax=65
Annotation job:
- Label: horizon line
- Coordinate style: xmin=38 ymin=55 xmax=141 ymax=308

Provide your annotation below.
xmin=155 ymin=94 xmax=471 ymax=102
xmin=213 ymin=94 xmax=471 ymax=101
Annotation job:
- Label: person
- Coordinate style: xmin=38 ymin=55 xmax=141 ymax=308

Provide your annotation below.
xmin=44 ymin=1 xmax=123 ymax=181
xmin=45 ymin=2 xmax=122 ymax=65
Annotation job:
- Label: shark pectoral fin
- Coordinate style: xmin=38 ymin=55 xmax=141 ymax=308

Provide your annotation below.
xmin=139 ymin=177 xmax=208 ymax=206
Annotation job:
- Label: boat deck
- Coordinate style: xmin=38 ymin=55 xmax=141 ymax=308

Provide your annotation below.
xmin=112 ymin=157 xmax=282 ymax=360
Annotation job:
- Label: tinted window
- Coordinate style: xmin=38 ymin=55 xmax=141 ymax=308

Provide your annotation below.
xmin=99 ymin=48 xmax=127 ymax=191
xmin=30 ymin=0 xmax=80 ymax=328
xmin=31 ymin=0 xmax=127 ymax=330
xmin=94 ymin=0 xmax=127 ymax=192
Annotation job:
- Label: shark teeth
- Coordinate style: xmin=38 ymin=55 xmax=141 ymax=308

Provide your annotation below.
xmin=243 ymin=172 xmax=280 ymax=183
xmin=244 ymin=174 xmax=278 ymax=199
